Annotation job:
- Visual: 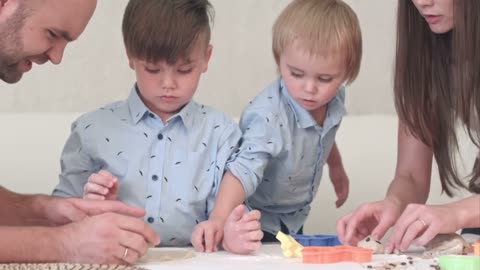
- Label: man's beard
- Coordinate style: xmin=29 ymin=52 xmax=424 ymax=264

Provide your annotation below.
xmin=0 ymin=7 xmax=26 ymax=84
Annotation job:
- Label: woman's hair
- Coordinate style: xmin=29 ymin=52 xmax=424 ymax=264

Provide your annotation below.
xmin=394 ymin=0 xmax=480 ymax=196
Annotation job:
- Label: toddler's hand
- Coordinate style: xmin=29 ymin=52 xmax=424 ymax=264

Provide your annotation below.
xmin=222 ymin=204 xmax=263 ymax=254
xmin=191 ymin=217 xmax=224 ymax=253
xmin=83 ymin=170 xmax=119 ymax=200
xmin=329 ymin=163 xmax=349 ymax=208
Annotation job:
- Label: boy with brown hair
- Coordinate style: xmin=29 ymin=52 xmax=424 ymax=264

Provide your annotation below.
xmin=53 ymin=0 xmax=261 ymax=254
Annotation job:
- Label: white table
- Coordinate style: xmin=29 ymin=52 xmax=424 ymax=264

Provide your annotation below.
xmin=138 ymin=244 xmax=441 ymax=270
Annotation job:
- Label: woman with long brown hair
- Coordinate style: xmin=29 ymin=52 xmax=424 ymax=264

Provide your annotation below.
xmin=337 ymin=0 xmax=479 ymax=253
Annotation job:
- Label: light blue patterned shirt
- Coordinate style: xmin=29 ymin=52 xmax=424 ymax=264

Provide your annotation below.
xmin=227 ymin=78 xmax=346 ymax=235
xmin=53 ymin=85 xmax=242 ymax=246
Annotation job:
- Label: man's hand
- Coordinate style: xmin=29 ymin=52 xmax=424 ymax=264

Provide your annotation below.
xmin=42 ymin=196 xmax=146 ymax=225
xmin=59 ymin=212 xmax=160 ymax=264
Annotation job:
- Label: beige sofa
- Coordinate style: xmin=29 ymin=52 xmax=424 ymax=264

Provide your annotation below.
xmin=0 ymin=113 xmax=473 ymax=235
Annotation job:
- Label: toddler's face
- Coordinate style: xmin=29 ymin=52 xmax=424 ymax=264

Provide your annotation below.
xmin=129 ymin=40 xmax=212 ymax=122
xmin=279 ymin=40 xmax=346 ymax=124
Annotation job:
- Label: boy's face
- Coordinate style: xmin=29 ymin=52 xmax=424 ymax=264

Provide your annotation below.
xmin=129 ymin=41 xmax=212 ymax=123
xmin=0 ymin=0 xmax=97 ymax=84
xmin=279 ymin=40 xmax=347 ymax=123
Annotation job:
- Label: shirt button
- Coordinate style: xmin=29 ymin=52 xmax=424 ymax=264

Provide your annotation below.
xmin=147 ymin=217 xmax=154 ymax=223
xmin=152 ymin=175 xmax=158 ymax=181
xmin=149 ymin=113 xmax=155 ymax=118
xmin=157 ymin=133 xmax=163 ymax=140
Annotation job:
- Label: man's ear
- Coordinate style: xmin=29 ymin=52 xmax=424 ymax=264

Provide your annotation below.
xmin=0 ymin=0 xmax=20 ymax=24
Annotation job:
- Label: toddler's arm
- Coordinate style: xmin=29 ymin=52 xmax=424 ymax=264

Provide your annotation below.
xmin=327 ymin=143 xmax=349 ymax=208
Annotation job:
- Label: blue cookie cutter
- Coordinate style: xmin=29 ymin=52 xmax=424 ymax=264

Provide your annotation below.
xmin=290 ymin=234 xmax=342 ymax=247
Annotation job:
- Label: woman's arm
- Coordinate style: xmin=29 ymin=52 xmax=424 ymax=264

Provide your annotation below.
xmin=337 ymin=120 xmax=434 ymax=245
xmin=386 ymin=120 xmax=434 ymax=208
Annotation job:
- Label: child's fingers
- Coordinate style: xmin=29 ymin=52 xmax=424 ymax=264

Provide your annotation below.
xmin=88 ymin=173 xmax=114 ymax=187
xmin=204 ymin=227 xmax=215 ymax=253
xmin=98 ymin=170 xmax=118 ymax=187
xmin=191 ymin=226 xmax=206 ymax=252
xmin=84 ymin=193 xmax=106 ymax=200
xmin=98 ymin=169 xmax=116 ymax=180
xmin=336 ymin=196 xmax=347 ymax=208
xmin=239 ymin=219 xmax=261 ymax=232
xmin=84 ymin=181 xmax=109 ymax=196
xmin=241 ymin=209 xmax=261 ymax=222
xmin=213 ymin=229 xmax=223 ymax=252
xmin=243 ymin=230 xmax=264 ymax=242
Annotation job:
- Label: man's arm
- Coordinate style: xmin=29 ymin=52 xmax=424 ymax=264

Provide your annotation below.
xmin=0 ymin=186 xmax=53 ymax=226
xmin=0 ymin=226 xmax=65 ymax=262
xmin=0 ymin=212 xmax=161 ymax=264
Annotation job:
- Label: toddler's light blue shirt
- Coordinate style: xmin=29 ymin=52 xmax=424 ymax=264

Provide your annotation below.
xmin=53 ymin=85 xmax=241 ymax=246
xmin=227 ymin=78 xmax=346 ymax=234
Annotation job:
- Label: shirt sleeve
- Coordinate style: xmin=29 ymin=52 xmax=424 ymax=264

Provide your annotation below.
xmin=226 ymin=107 xmax=285 ymax=197
xmin=206 ymin=120 xmax=242 ymax=216
xmin=52 ymin=120 xmax=100 ymax=197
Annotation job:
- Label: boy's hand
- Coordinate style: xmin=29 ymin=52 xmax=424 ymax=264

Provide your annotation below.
xmin=329 ymin=163 xmax=349 ymax=208
xmin=83 ymin=170 xmax=119 ymax=200
xmin=191 ymin=217 xmax=224 ymax=253
xmin=222 ymin=204 xmax=263 ymax=254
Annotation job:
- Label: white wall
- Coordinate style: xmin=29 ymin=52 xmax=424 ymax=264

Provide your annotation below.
xmin=0 ymin=0 xmax=397 ymax=116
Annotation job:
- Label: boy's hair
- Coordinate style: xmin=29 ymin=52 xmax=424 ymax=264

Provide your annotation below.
xmin=122 ymin=0 xmax=213 ymax=64
xmin=272 ymin=0 xmax=362 ymax=84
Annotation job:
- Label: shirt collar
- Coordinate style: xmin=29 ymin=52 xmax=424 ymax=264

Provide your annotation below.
xmin=280 ymin=79 xmax=346 ymax=130
xmin=324 ymin=86 xmax=347 ymax=131
xmin=126 ymin=84 xmax=198 ymax=131
xmin=171 ymin=100 xmax=197 ymax=132
xmin=127 ymin=84 xmax=150 ymax=125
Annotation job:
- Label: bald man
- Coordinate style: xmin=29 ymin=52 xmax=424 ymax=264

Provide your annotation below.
xmin=0 ymin=0 xmax=160 ymax=264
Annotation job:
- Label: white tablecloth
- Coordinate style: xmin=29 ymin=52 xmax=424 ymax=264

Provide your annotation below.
xmin=138 ymin=244 xmax=441 ymax=270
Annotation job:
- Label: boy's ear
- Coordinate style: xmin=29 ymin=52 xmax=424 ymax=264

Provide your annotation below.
xmin=128 ymin=58 xmax=135 ymax=70
xmin=202 ymin=44 xmax=213 ymax=73
xmin=126 ymin=51 xmax=135 ymax=70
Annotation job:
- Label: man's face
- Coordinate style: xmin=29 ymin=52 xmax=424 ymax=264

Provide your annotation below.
xmin=0 ymin=0 xmax=97 ymax=83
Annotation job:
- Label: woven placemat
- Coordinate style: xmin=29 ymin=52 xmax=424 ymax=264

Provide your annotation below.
xmin=0 ymin=264 xmax=147 ymax=270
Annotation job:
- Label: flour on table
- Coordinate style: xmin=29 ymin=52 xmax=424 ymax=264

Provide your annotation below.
xmin=137 ymin=248 xmax=195 ymax=264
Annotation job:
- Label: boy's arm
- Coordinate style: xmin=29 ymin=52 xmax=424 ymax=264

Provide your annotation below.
xmin=209 ymin=171 xmax=246 ymax=222
xmin=192 ymin=110 xmax=283 ymax=252
xmin=53 ymin=121 xmax=99 ymax=198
